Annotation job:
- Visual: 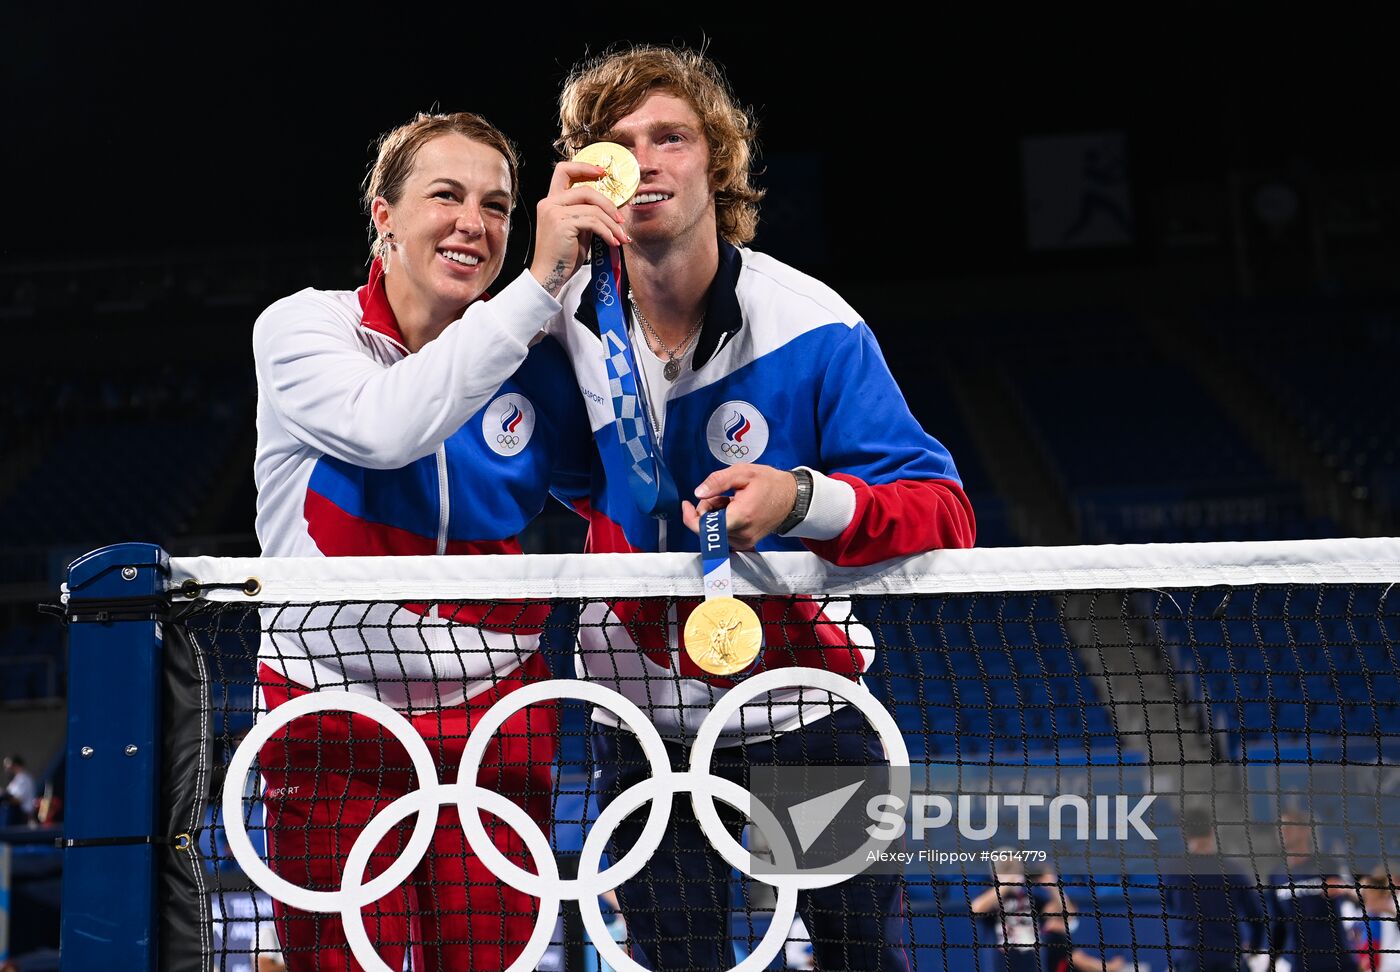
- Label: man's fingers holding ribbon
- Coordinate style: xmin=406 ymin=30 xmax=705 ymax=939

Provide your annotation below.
xmin=681 ymin=496 xmax=732 ymax=537
xmin=686 ymin=464 xmax=798 ymax=550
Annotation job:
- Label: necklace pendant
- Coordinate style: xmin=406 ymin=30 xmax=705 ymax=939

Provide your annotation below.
xmin=664 ymin=359 xmax=681 ymax=381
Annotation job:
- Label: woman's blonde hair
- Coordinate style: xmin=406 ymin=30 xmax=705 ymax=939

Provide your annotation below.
xmin=363 ymin=112 xmax=519 ymax=260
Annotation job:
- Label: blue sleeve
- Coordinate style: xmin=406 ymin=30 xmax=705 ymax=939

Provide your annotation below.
xmin=549 ymin=389 xmax=595 ymax=513
xmin=806 ymin=323 xmax=976 ymax=565
xmin=815 ymin=323 xmax=961 ymax=486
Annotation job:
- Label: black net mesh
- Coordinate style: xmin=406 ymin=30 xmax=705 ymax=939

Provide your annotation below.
xmin=169 ymin=580 xmax=1400 ymax=972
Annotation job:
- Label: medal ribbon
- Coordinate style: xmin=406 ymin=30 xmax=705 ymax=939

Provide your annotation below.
xmin=689 ymin=506 xmax=762 ymax=678
xmin=592 ymin=238 xmax=678 ymax=518
xmin=699 ymin=508 xmax=733 ymax=600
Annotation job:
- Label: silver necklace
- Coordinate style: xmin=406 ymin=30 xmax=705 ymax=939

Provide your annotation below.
xmin=632 ymin=327 xmax=665 ymax=443
xmin=628 ymin=292 xmax=703 ymax=381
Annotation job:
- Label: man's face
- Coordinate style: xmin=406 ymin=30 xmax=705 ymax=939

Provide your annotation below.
xmin=1186 ymin=832 xmax=1217 ymax=855
xmin=603 ymin=90 xmax=716 ymax=247
xmin=1281 ymin=820 xmax=1314 ymax=857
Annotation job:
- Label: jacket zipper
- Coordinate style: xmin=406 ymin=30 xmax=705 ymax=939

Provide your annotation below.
xmin=433 ymin=445 xmax=449 ymax=619
xmin=435 ymin=445 xmax=450 ymax=555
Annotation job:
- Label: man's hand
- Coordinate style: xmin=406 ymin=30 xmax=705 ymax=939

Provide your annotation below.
xmin=682 ymin=465 xmax=798 ymax=550
xmin=530 ymin=161 xmax=630 ymax=297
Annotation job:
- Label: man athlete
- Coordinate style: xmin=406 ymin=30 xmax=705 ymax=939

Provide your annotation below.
xmin=543 ymin=45 xmax=975 ymax=971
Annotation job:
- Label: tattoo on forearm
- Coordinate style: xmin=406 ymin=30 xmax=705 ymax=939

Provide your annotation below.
xmin=543 ymin=260 xmax=569 ymax=296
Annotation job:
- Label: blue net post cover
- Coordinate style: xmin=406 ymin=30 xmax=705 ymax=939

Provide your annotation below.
xmin=60 ymin=542 xmax=169 ymax=972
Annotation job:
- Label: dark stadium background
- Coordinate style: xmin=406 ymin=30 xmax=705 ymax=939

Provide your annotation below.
xmin=1 ymin=7 xmax=1396 ymax=966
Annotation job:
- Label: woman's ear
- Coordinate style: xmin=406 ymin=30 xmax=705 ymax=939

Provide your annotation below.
xmin=370 ymin=196 xmax=393 ymax=240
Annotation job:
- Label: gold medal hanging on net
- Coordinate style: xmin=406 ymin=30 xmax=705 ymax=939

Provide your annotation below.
xmin=684 ymin=597 xmax=763 ymax=676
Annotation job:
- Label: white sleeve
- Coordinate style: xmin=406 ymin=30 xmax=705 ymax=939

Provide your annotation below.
xmin=253 ymin=270 xmax=562 ymax=470
xmin=780 ymin=466 xmax=856 ymax=541
xmin=7 ymin=774 xmax=37 ymax=812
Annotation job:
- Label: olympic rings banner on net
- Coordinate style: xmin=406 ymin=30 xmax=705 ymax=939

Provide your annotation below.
xmin=222 ymin=669 xmax=911 ymax=972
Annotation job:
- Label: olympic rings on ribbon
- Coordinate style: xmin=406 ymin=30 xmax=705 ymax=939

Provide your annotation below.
xmin=496 ymin=434 xmax=521 ymax=446
xmin=593 ymin=273 xmax=616 ymax=307
xmin=223 ymin=671 xmax=907 ymax=972
xmin=720 ymin=442 xmax=750 ymax=458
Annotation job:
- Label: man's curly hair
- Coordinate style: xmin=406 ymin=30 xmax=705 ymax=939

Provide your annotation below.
xmin=557 ymin=45 xmax=763 ymax=246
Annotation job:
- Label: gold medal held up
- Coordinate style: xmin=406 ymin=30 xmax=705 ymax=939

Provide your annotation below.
xmin=573 ymin=142 xmax=641 ymax=207
xmin=684 ymin=597 xmax=763 ymax=676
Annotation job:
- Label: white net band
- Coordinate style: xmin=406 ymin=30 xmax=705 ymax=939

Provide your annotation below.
xmin=168 ymin=536 xmax=1400 ymax=602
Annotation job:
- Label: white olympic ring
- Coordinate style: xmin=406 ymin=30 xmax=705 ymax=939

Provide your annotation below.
xmin=223 ymin=671 xmax=907 ymax=972
xmin=689 ymin=668 xmax=911 ymax=891
xmin=342 ymin=783 xmax=560 ymax=972
xmin=454 ymin=681 xmax=674 ymax=901
xmin=496 ymin=434 xmax=521 ymax=446
xmin=223 ymin=691 xmax=440 ymax=912
xmin=578 ymin=772 xmax=798 ymax=972
xmin=707 ymin=577 xmax=731 ymax=591
xmin=721 ymin=442 xmax=750 ymax=457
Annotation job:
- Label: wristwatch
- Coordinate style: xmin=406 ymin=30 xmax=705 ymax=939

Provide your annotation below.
xmin=776 ymin=468 xmax=814 ymax=535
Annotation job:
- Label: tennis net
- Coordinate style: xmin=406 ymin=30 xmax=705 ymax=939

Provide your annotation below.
xmin=59 ymin=538 xmax=1400 ymax=972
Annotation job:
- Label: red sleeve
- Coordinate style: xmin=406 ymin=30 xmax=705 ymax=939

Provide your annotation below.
xmin=803 ymin=474 xmax=976 ymax=567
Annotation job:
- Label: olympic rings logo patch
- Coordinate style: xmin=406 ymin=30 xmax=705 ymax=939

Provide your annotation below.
xmin=222 ymin=669 xmax=910 ymax=972
xmin=483 ymin=394 xmax=535 ymax=457
xmin=706 ymin=400 xmax=769 ymax=466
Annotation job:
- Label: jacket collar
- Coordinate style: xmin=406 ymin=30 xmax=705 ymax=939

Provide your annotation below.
xmin=572 ymin=237 xmax=743 ymax=370
xmin=356 ymin=258 xmax=407 ymax=351
xmin=356 ymin=257 xmax=492 ymax=353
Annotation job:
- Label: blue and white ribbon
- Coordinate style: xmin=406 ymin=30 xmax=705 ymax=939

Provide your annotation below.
xmin=700 ymin=508 xmax=733 ymax=600
xmin=592 ymin=238 xmax=677 ymax=518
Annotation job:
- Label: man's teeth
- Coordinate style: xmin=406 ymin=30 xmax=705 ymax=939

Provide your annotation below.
xmin=440 ymin=251 xmax=481 ymax=266
xmin=632 ymin=193 xmax=672 ymax=205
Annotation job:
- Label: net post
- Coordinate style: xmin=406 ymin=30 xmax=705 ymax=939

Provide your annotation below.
xmin=59 ymin=542 xmax=169 ymax=972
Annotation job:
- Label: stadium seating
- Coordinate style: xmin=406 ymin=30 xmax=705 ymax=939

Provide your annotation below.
xmin=1157 ymin=585 xmax=1400 ymax=762
xmin=1206 ymin=296 xmax=1400 ymax=520
xmin=864 ymin=594 xmax=1119 ymax=761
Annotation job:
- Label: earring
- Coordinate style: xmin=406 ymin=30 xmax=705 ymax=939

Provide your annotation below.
xmin=378 ymin=231 xmax=396 ymax=270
